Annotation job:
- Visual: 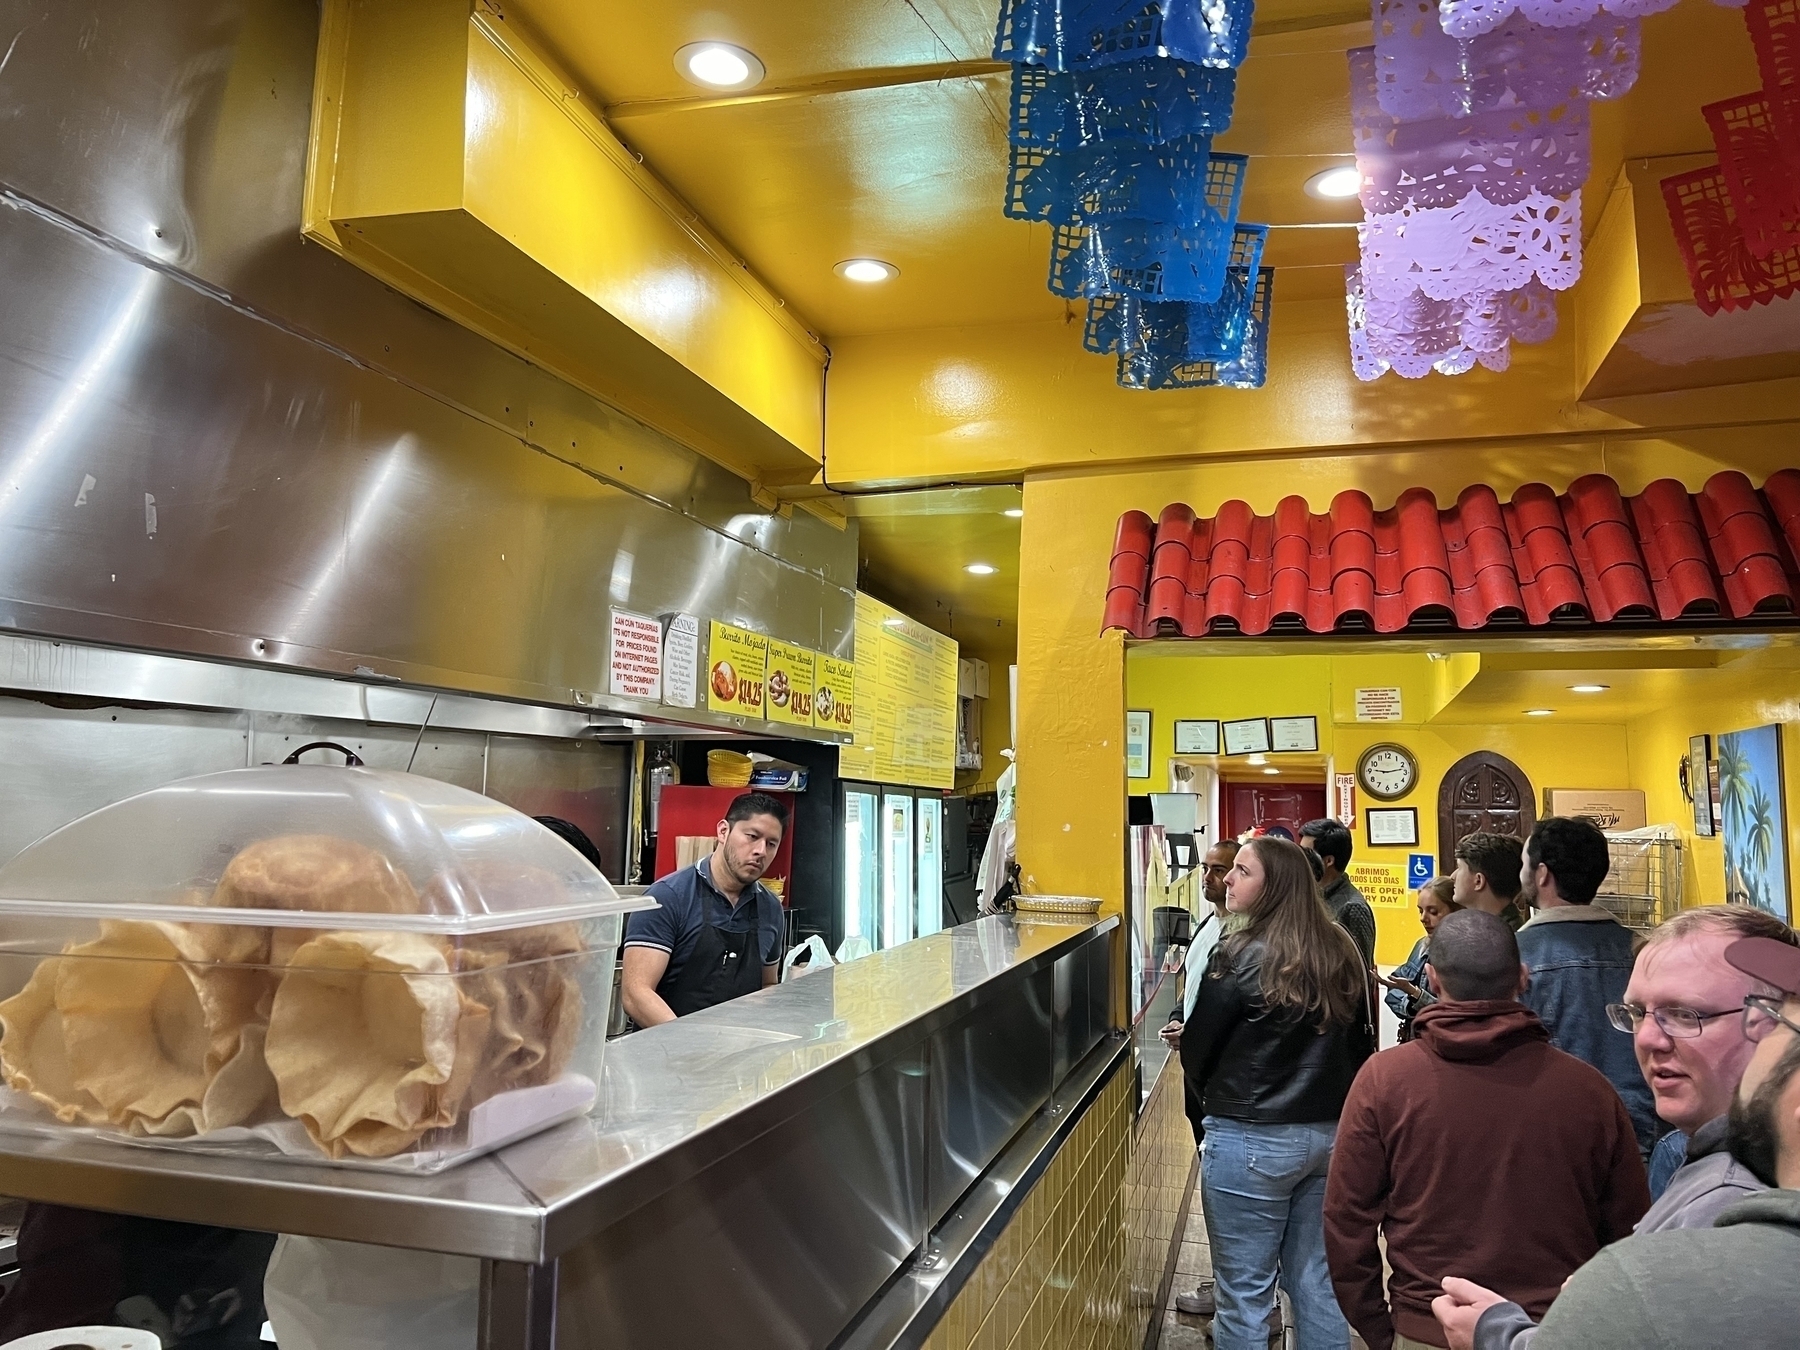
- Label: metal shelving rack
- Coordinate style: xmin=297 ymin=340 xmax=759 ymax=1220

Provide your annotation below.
xmin=1595 ymin=827 xmax=1684 ymax=934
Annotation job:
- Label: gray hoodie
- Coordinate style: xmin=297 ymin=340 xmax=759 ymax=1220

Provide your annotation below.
xmin=1474 ymin=1189 xmax=1800 ymax=1350
xmin=1633 ymin=1115 xmax=1765 ymax=1234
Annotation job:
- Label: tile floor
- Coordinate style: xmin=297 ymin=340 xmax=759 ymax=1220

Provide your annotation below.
xmin=1156 ymin=1184 xmax=1370 ymax=1350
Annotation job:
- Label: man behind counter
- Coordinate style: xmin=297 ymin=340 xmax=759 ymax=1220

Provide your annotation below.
xmin=620 ymin=791 xmax=788 ymax=1026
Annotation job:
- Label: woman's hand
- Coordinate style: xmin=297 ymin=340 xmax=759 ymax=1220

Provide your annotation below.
xmin=1160 ymin=1018 xmax=1183 ymax=1048
xmin=1377 ymin=973 xmax=1422 ymax=998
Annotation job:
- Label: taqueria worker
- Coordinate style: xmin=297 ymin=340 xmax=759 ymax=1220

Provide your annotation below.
xmin=620 ymin=792 xmax=787 ymax=1025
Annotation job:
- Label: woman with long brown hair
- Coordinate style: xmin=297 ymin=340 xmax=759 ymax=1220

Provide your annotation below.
xmin=1180 ymin=836 xmax=1375 ymax=1349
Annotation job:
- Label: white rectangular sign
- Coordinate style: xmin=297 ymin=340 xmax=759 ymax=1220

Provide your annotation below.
xmin=1354 ymin=687 xmax=1404 ymax=722
xmin=662 ymin=613 xmax=700 ymax=708
xmin=608 ymin=608 xmax=663 ymax=701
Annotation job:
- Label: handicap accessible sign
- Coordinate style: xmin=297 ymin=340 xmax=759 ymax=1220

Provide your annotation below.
xmin=1408 ymin=853 xmax=1435 ymax=888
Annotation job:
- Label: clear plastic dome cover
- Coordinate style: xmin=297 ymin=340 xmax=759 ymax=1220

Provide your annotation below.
xmin=0 ymin=765 xmax=639 ymax=933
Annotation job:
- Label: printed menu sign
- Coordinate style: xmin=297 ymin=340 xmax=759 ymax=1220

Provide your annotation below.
xmin=840 ymin=594 xmax=957 ymax=789
xmin=765 ymin=640 xmax=817 ymax=727
xmin=706 ymin=621 xmax=767 ymax=718
xmin=608 ymin=609 xmax=663 ymax=701
xmin=815 ymin=654 xmax=856 ymax=732
xmin=662 ymin=613 xmax=699 ymax=708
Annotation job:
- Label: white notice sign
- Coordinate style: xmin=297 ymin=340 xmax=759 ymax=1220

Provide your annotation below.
xmin=609 ymin=609 xmax=663 ymax=701
xmin=1354 ymin=687 xmax=1403 ymax=722
xmin=662 ymin=613 xmax=700 ymax=708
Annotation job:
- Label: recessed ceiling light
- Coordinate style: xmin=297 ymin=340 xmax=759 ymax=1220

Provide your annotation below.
xmin=1262 ymin=767 xmax=1281 ymax=775
xmin=835 ymin=258 xmax=898 ymax=283
xmin=1305 ymin=165 xmax=1362 ymax=200
xmin=675 ymin=42 xmax=764 ymax=90
xmin=1525 ymin=708 xmax=1556 ymax=717
xmin=1003 ymin=508 xmax=1024 ymax=519
xmin=965 ymin=562 xmax=997 ymax=576
xmin=1569 ymin=683 xmax=1611 ymax=693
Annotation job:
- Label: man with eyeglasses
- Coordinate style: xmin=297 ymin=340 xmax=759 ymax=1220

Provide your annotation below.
xmin=1609 ymin=906 xmax=1794 ymax=1230
xmin=1433 ymin=914 xmax=1800 ymax=1350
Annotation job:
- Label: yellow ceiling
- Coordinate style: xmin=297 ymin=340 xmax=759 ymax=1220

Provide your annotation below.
xmin=505 ymin=0 xmax=1782 ymax=643
xmin=840 ymin=485 xmax=1022 ymax=657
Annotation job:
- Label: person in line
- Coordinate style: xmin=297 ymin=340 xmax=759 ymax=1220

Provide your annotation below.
xmin=1450 ymin=832 xmax=1526 ymax=932
xmin=1435 ymin=932 xmax=1800 ymax=1350
xmin=1323 ymin=911 xmax=1648 ymax=1350
xmin=1380 ymin=877 xmax=1460 ymax=1043
xmin=1159 ymin=837 xmax=1242 ymax=1319
xmin=620 ymin=791 xmax=787 ymax=1025
xmin=1514 ymin=816 xmax=1660 ymax=1156
xmin=1300 ymin=818 xmax=1377 ymax=973
xmin=1182 ymin=836 xmax=1375 ymax=1350
xmin=1430 ymin=905 xmax=1794 ymax=1350
xmin=1613 ymin=905 xmax=1793 ymax=1227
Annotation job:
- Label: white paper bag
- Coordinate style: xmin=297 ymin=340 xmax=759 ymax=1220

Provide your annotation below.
xmin=262 ymin=1235 xmax=478 ymax=1350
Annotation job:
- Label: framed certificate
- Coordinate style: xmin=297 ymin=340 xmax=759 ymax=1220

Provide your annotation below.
xmin=1174 ymin=719 xmax=1220 ymax=755
xmin=1687 ymin=734 xmax=1714 ymax=838
xmin=1270 ymin=715 xmax=1319 ymax=753
xmin=1126 ymin=710 xmax=1152 ymax=779
xmin=1222 ymin=717 xmax=1271 ymax=756
xmin=1366 ymin=807 xmax=1420 ymax=847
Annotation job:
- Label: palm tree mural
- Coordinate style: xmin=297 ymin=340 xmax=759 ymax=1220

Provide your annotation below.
xmin=1717 ymin=726 xmax=1789 ymax=920
xmin=1718 ymin=738 xmax=1753 ymax=836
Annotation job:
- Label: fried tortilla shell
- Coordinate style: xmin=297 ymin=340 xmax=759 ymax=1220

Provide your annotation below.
xmin=424 ymin=862 xmax=589 ymax=1100
xmin=53 ymin=920 xmax=275 ymax=1136
xmin=453 ymin=924 xmax=586 ymax=1099
xmin=213 ymin=835 xmax=419 ymax=967
xmin=0 ymin=956 xmax=108 ymax=1125
xmin=265 ymin=931 xmax=491 ymax=1159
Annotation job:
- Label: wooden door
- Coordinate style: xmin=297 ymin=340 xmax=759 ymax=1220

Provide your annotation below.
xmin=1438 ymin=751 xmax=1535 ymax=871
xmin=1224 ymin=782 xmax=1327 ymax=843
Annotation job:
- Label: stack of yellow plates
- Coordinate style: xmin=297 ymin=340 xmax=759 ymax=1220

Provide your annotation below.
xmin=707 ymin=749 xmax=753 ymax=787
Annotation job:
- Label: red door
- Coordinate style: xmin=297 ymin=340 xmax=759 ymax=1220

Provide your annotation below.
xmin=1224 ymin=782 xmax=1327 ymax=843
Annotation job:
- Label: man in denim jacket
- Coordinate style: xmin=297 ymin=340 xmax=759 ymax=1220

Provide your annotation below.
xmin=1515 ymin=817 xmax=1660 ymax=1156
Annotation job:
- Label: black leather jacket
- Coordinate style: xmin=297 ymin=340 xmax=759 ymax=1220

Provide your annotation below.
xmin=1180 ymin=936 xmax=1375 ymax=1124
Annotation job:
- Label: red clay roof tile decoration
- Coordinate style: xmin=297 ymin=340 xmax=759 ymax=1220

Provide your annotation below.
xmin=1103 ymin=471 xmax=1800 ymax=638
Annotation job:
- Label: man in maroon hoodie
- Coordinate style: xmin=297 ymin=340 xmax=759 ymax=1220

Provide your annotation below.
xmin=1323 ymin=910 xmax=1650 ymax=1350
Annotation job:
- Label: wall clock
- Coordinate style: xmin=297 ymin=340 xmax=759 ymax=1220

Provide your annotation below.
xmin=1357 ymin=742 xmax=1418 ymax=802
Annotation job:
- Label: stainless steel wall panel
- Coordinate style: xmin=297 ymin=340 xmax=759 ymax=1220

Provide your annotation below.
xmin=0 ymin=697 xmax=250 ymax=864
xmin=244 ymin=715 xmax=489 ymax=787
xmin=924 ymin=965 xmax=1055 ymax=1229
xmin=0 ymin=199 xmax=852 ymax=705
xmin=0 ymin=0 xmax=855 ymax=700
xmin=484 ymin=736 xmax=630 ymax=883
xmin=0 ymin=693 xmax=627 ymax=876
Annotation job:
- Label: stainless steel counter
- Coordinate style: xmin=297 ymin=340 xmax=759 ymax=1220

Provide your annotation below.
xmin=0 ymin=913 xmax=1116 ymax=1349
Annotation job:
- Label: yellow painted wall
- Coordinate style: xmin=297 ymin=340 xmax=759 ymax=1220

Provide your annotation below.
xmin=1012 ymin=453 xmax=1795 ymax=991
xmin=1623 ymin=648 xmax=1800 ymax=913
xmin=1127 ymin=652 xmax=1634 ymax=964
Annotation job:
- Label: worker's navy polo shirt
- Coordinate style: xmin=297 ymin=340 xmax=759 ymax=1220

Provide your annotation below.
xmin=624 ymin=857 xmax=785 ymax=989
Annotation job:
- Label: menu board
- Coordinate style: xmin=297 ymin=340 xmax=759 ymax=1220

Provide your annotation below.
xmin=706 ymin=620 xmax=767 ymax=719
xmin=765 ymin=640 xmax=817 ymax=727
xmin=839 ymin=593 xmax=957 ymax=789
xmin=815 ymin=653 xmax=856 ymax=733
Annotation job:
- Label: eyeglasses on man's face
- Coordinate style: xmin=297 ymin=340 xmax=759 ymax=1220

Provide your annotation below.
xmin=1742 ymin=994 xmax=1800 ymax=1045
xmin=1605 ymin=1001 xmax=1742 ymax=1039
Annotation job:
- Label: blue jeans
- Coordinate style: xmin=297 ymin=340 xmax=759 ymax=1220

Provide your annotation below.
xmin=1200 ymin=1116 xmax=1349 ymax=1350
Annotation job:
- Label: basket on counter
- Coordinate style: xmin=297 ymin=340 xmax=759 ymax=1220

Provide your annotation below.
xmin=1011 ymin=894 xmax=1103 ymax=917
